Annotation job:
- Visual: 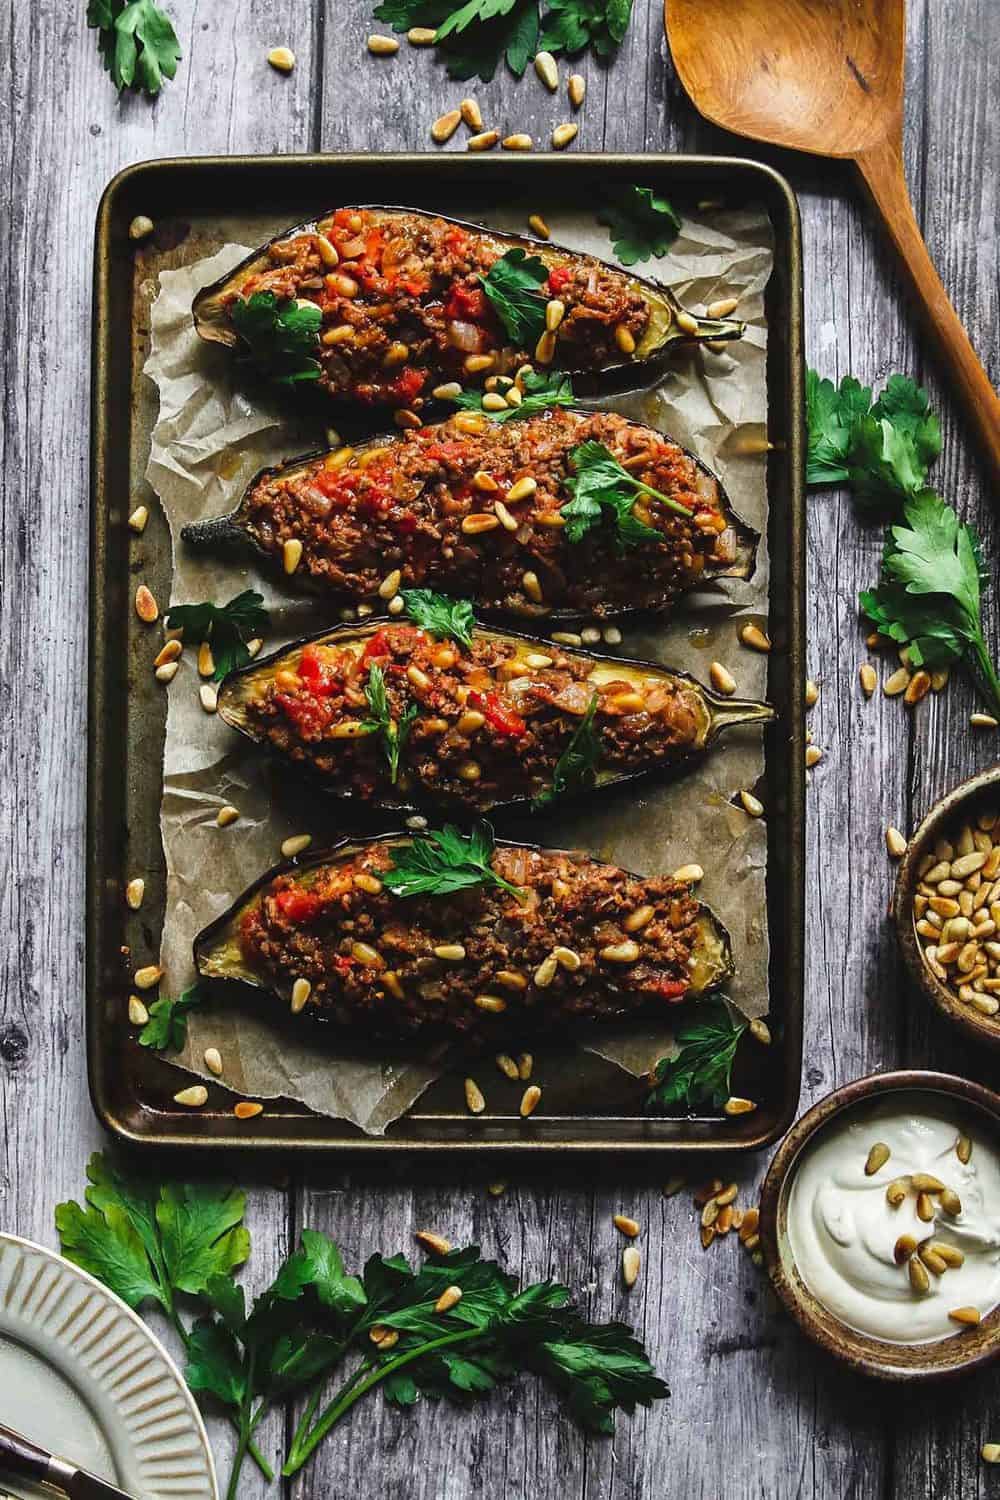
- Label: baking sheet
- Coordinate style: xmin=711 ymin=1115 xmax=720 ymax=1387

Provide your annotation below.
xmin=144 ymin=206 xmax=773 ymax=1134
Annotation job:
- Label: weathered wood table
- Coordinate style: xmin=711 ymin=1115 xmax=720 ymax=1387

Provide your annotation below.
xmin=1 ymin=0 xmax=998 ymax=1493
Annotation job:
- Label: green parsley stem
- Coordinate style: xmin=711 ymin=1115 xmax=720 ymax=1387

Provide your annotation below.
xmin=283 ymin=1329 xmax=482 ymax=1477
xmin=630 ymin=476 xmax=693 ymax=520
xmin=162 ymin=1302 xmax=274 ymax=1483
xmin=968 ymin=633 xmax=1000 ymax=717
xmin=224 ymin=1357 xmax=265 ymax=1500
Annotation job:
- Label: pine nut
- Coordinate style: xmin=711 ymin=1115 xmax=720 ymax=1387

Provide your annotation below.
xmin=126 ymin=877 xmax=145 ymax=910
xmin=552 ymin=123 xmax=578 ymax=149
xmin=535 ymin=50 xmax=558 ymax=89
xmin=408 ymin=25 xmax=437 ymax=44
xmin=905 ymin=670 xmax=932 ymax=705
xmin=458 ymin=760 xmax=481 ymax=782
xmin=199 ymin=683 xmax=218 ymax=714
xmin=672 ymin=863 xmax=704 ymax=884
xmin=195 ymin=640 xmax=214 ymax=679
xmin=291 ymin=977 xmax=311 ymax=1014
xmin=507 ymin=476 xmax=537 ymax=503
xmin=707 ymin=296 xmax=739 ymax=319
xmin=884 ymin=666 xmax=910 ymax=696
xmin=528 ymin=214 xmax=550 ymax=239
xmin=434 ymin=381 xmax=463 ymax=400
xmin=860 ymin=662 xmax=878 ymax=697
xmin=893 ymin=1233 xmax=918 ymax=1264
xmin=916 ymin=1192 xmax=934 ymax=1222
xmin=865 ymin=1142 xmax=890 ymax=1175
xmin=971 ymin=713 xmax=999 ymax=728
xmin=701 ymin=1225 xmax=716 ymax=1249
xmin=203 ymin=1046 xmax=223 ymax=1077
xmin=283 ymin=538 xmax=303 ymax=574
xmin=462 ymin=513 xmax=500 ymax=535
xmin=135 ymin=585 xmax=158 ymax=623
xmin=494 ymin=501 xmax=518 ymax=532
xmin=315 ymin=234 xmax=338 ymax=267
xmin=724 ymin=1096 xmax=757 ymax=1116
xmin=568 ymin=73 xmax=586 ymax=107
xmin=613 ymin=1214 xmax=640 ymax=1238
xmin=497 ymin=970 xmax=527 ymax=991
xmin=134 ymin=965 xmax=163 ymax=990
xmin=467 ymin=130 xmax=500 ymax=152
xmin=367 ymin=34 xmax=400 ymax=54
xmin=957 ymin=1134 xmax=973 ymax=1164
xmin=464 ymin=1077 xmax=486 ymax=1114
xmin=434 ymin=1285 xmax=463 ymax=1314
xmin=129 ymin=215 xmax=154 ymax=241
xmin=805 ymin=745 xmax=823 ymax=768
xmin=886 ymin=1178 xmax=908 ymax=1206
xmin=432 ymin=110 xmax=462 ymax=143
xmin=174 ymin=1086 xmax=208 ymax=1108
xmin=153 ymin=639 xmax=182 ymax=669
xmin=739 ymin=623 xmax=771 ymax=652
xmin=496 ymin=1052 xmax=519 ymax=1079
xmin=676 ymin=310 xmax=700 ymax=335
xmin=545 ymin=298 xmax=565 ymax=332
xmin=982 ymin=1442 xmax=1000 ymax=1462
xmin=216 ymin=805 xmax=239 ymax=828
xmin=466 ymin=357 xmax=496 ymax=377
xmin=522 ymin=570 xmax=543 ymax=603
xmin=738 ymin=1208 xmax=760 ymax=1243
xmin=599 ymin=940 xmax=640 ymax=963
xmin=615 ymin=324 xmax=636 ymax=355
xmin=908 ymin=1253 xmax=931 ymax=1293
xmin=534 ymin=954 xmax=559 ymax=987
xmin=434 ymin=944 xmax=466 ymax=961
xmin=535 ymin=330 xmax=557 ymax=364
xmin=323 ymin=324 xmax=354 ymax=346
xmin=622 ymin=1246 xmax=641 ymax=1286
xmin=502 ymin=134 xmax=533 ymax=151
xmin=710 ymin=661 xmax=736 ymax=695
xmin=750 ymin=1018 xmax=772 ymax=1045
xmin=482 ymin=393 xmax=508 ymax=412
xmin=460 ymin=97 xmax=483 ymax=129
xmin=517 ymin=1052 xmax=533 ymax=1080
xmin=623 ymin=905 xmax=655 ymax=933
xmin=128 ymin=995 xmax=148 ymax=1026
xmin=474 ymin=995 xmax=506 ymax=1013
xmin=919 ymin=1244 xmax=948 ymax=1275
xmin=267 ymin=45 xmax=295 ymax=72
xmin=128 ymin=504 xmax=149 ymax=532
xmin=281 ymin=834 xmax=312 ymax=861
xmin=932 ymin=1242 xmax=965 ymax=1268
xmin=234 ymin=1101 xmax=264 ymax=1120
xmin=949 ymin=1306 xmax=980 ymax=1325
xmin=520 ymin=1084 xmax=542 ymax=1117
xmin=553 ymin=946 xmax=581 ymax=971
xmin=353 ymin=873 xmax=384 ymax=895
xmin=351 ymin=942 xmax=384 ymax=968
xmin=740 ymin=790 xmax=764 ymax=818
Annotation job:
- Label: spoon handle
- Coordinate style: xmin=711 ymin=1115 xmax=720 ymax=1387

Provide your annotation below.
xmin=854 ymin=138 xmax=1000 ymax=484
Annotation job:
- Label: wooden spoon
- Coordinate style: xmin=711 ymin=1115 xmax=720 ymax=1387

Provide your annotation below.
xmin=666 ymin=0 xmax=1000 ymax=480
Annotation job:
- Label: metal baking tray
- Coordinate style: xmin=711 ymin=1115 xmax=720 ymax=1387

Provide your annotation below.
xmin=89 ymin=153 xmax=805 ymax=1154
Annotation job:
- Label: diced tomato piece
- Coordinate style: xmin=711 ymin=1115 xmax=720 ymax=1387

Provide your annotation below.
xmin=445 ymin=283 xmax=489 ymax=322
xmin=298 ymin=646 xmax=340 ymax=697
xmin=547 ymin=265 xmax=572 ymax=294
xmin=444 ymin=227 xmax=471 ymax=252
xmin=658 ymin=978 xmax=690 ymax=1002
xmin=275 ymin=887 xmax=324 ymax=923
xmin=389 ymin=508 xmax=418 ymax=534
xmin=334 ymin=954 xmax=355 ymax=975
xmin=362 ymin=630 xmax=392 ymax=661
xmin=469 ymin=690 xmax=526 ymax=738
xmin=274 ymin=692 xmax=335 ymax=738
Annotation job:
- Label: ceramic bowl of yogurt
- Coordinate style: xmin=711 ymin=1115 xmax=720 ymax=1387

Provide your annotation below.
xmin=759 ymin=1070 xmax=1000 ymax=1379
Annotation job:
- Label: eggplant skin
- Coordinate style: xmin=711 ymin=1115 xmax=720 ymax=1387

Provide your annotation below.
xmin=191 ymin=205 xmax=744 ymax=408
xmin=193 ymin=835 xmax=734 ymax=1047
xmin=182 ymin=407 xmax=756 ymax=619
xmin=217 ymin=619 xmax=774 ymax=816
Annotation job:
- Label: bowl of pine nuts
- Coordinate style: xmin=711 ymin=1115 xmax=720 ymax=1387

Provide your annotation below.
xmin=893 ymin=767 xmax=1000 ymax=1047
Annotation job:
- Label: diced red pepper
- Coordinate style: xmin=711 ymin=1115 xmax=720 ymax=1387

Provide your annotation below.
xmin=275 ymin=887 xmax=324 ymax=923
xmin=658 ymin=978 xmax=690 ymax=1002
xmin=298 ymin=646 xmax=340 ymax=697
xmin=547 ymin=265 xmax=573 ymax=294
xmin=274 ymin=692 xmax=335 ymax=739
xmin=469 ymin=690 xmax=526 ymax=738
xmin=386 ymin=366 xmax=427 ymax=406
xmin=362 ymin=630 xmax=392 ymax=661
xmin=333 ymin=954 xmax=356 ymax=975
xmin=444 ymin=283 xmax=489 ymax=322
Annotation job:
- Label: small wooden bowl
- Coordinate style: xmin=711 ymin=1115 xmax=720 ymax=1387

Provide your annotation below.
xmin=759 ymin=1069 xmax=1000 ymax=1380
xmin=893 ymin=766 xmax=1000 ymax=1049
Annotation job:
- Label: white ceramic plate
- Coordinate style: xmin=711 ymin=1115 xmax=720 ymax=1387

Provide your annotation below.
xmin=0 ymin=1233 xmax=217 ymax=1500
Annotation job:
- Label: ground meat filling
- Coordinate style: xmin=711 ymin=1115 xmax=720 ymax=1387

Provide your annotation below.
xmin=228 ymin=209 xmax=651 ymax=406
xmin=239 ymin=845 xmax=702 ymax=1042
xmin=243 ymin=408 xmax=734 ymax=616
xmin=240 ymin=623 xmax=705 ymax=808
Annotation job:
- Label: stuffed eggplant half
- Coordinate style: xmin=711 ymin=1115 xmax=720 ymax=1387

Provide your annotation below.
xmin=218 ymin=617 xmax=773 ymax=815
xmin=192 ymin=206 xmax=744 ymax=408
xmin=182 ymin=407 xmax=756 ymax=619
xmin=193 ymin=829 xmax=734 ymax=1046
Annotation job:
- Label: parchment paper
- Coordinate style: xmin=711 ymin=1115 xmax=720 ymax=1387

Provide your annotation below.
xmin=144 ymin=205 xmax=773 ymax=1132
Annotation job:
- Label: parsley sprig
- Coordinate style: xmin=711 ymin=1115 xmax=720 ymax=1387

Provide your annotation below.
xmin=805 ymin=370 xmax=940 ymax=502
xmin=362 ymin=663 xmax=418 ymax=784
xmin=598 ymin=185 xmax=682 ymax=266
xmin=480 ymin=249 xmax=550 ymax=345
xmin=166 ymin=590 xmax=269 ymax=680
xmin=373 ymin=0 xmax=633 ymax=79
xmin=448 ymin=369 xmax=576 ymax=423
xmin=56 ymin=1156 xmax=668 ymax=1498
xmin=385 ymin=822 xmax=525 ymax=900
xmin=563 ymin=440 xmax=692 ymax=547
xmin=400 ymin=590 xmax=476 ymax=647
xmin=231 ymin=292 xmax=323 ymax=385
xmin=88 ymin=0 xmax=181 ymax=96
xmin=533 ymin=693 xmax=600 ymax=807
xmin=645 ymin=1000 xmax=746 ymax=1114
xmin=540 ymin=0 xmax=634 ymax=56
xmin=138 ymin=984 xmax=204 ymax=1052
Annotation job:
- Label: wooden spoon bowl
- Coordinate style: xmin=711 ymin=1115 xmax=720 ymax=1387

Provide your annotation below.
xmin=665 ymin=0 xmax=1000 ymax=480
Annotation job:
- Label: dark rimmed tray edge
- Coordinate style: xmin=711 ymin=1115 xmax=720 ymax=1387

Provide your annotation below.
xmin=88 ymin=152 xmax=805 ymax=1155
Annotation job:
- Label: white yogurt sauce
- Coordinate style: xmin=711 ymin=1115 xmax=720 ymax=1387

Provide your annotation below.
xmin=786 ymin=1099 xmax=1000 ymax=1343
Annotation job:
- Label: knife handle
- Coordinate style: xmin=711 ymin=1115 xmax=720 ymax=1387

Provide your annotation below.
xmin=0 ymin=1423 xmax=52 ymax=1484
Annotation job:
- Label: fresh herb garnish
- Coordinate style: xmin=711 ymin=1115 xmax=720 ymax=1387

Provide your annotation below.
xmin=860 ymin=489 xmax=1000 ymax=715
xmin=57 ymin=1156 xmax=668 ymax=1497
xmin=362 ymin=663 xmax=418 ymax=785
xmin=138 ymin=984 xmax=204 ymax=1052
xmin=480 ymin=249 xmax=550 ymax=345
xmin=533 ymin=693 xmax=600 ymax=808
xmin=598 ymin=186 xmax=682 ymax=266
xmin=88 ymin=0 xmax=181 ymax=96
xmin=645 ymin=1000 xmax=746 ymax=1114
xmin=540 ymin=0 xmax=634 ymax=55
xmin=562 ymin=440 xmax=692 ymax=547
xmin=385 ymin=821 xmax=525 ymax=900
xmin=373 ymin=0 xmax=541 ymax=79
xmin=805 ymin=370 xmax=941 ymax=503
xmin=230 ymin=291 xmax=323 ymax=386
xmin=400 ymin=590 xmax=476 ymax=648
xmin=448 ymin=368 xmax=576 ymax=422
xmin=804 ymin=371 xmax=873 ymax=486
xmin=166 ymin=589 xmax=269 ymax=680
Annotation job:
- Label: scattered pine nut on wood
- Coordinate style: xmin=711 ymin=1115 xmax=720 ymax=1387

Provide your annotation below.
xmin=128 ymin=504 xmax=149 ymax=532
xmin=199 ymin=683 xmax=219 ymax=714
xmin=520 ymin=1083 xmax=542 ymax=1117
xmin=739 ymin=623 xmax=771 ymax=652
xmin=905 ymin=669 xmax=932 ymax=705
xmin=709 ymin=660 xmax=736 ymax=695
xmin=886 ymin=826 xmax=907 ymax=859
xmin=155 ymin=660 xmax=178 ymax=684
xmin=749 ymin=1017 xmax=771 ymax=1045
xmin=971 ymin=713 xmax=999 ymax=728
xmin=154 ymin=639 xmax=182 ymax=668
xmin=805 ymin=678 xmax=819 ymax=707
xmin=622 ymin=1246 xmax=641 ymax=1287
xmin=125 ymin=877 xmax=145 ymax=910
xmin=502 ymin=134 xmax=534 ymax=151
xmin=535 ymin=50 xmax=559 ymax=90
xmin=982 ymin=1443 xmax=1000 ymax=1464
xmin=129 ymin=215 xmax=154 ymax=241
xmin=415 ymin=1230 xmax=452 ymax=1255
xmin=432 ymin=110 xmax=461 ymax=143
xmin=135 ymin=584 xmax=158 ymax=623
xmin=267 ymin=46 xmax=295 ymax=72
xmin=127 ymin=995 xmax=148 ymax=1026
xmin=568 ymin=73 xmax=586 ymax=107
xmin=613 ymin=1214 xmax=640 ymax=1239
xmin=883 ymin=666 xmax=910 ymax=696
xmin=407 ymin=26 xmax=437 ymax=45
xmin=460 ymin=97 xmax=483 ymax=129
xmin=552 ymin=123 xmax=578 ymax=149
xmin=234 ymin=1101 xmax=264 ymax=1120
xmin=197 ymin=640 xmax=215 ymax=678
xmin=859 ymin=662 xmax=878 ymax=697
xmin=805 ymin=745 xmax=823 ymax=768
xmin=467 ymin=130 xmax=499 ymax=152
xmin=528 ymin=214 xmax=550 ymax=239
xmin=134 ymin=964 xmax=163 ymax=990
xmin=367 ymin=34 xmax=400 ymax=55
xmin=216 ymin=805 xmax=239 ymax=828
xmin=174 ymin=1085 xmax=208 ymax=1108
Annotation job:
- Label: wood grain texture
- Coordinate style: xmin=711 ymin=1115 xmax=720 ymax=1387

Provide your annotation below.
xmin=0 ymin=0 xmax=997 ymax=1496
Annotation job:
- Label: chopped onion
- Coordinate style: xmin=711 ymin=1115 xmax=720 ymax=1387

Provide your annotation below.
xmin=448 ymin=319 xmax=482 ymax=353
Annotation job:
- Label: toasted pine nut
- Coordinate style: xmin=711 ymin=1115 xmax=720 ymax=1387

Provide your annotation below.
xmin=267 ymin=45 xmax=295 ymax=72
xmin=216 ymin=804 xmax=239 ymax=828
xmin=126 ymin=877 xmax=145 ymax=910
xmin=434 ymin=381 xmax=463 ymax=400
xmin=154 ymin=638 xmax=182 ymax=669
xmin=905 ymin=670 xmax=932 ymax=705
xmin=127 ymin=995 xmax=148 ymax=1026
xmin=474 ymin=995 xmax=506 ymax=1013
xmin=676 ymin=309 xmax=700 ymax=335
xmin=281 ymin=833 xmax=312 ymax=859
xmin=129 ymin=215 xmax=154 ymax=241
xmin=738 ymin=1208 xmax=760 ymax=1242
xmin=407 ymin=26 xmax=437 ymax=45
xmin=535 ymin=330 xmax=557 ymax=364
xmin=134 ymin=965 xmax=163 ymax=990
xmin=948 ymin=1306 xmax=980 ymax=1325
xmin=467 ymin=130 xmax=499 ymax=152
xmin=883 ymin=666 xmax=910 ymax=696
xmin=805 ymin=745 xmax=823 ymax=768
xmin=507 ymin=476 xmax=538 ymax=503
xmin=672 ymin=863 xmax=704 ymax=884
xmin=860 ymin=662 xmax=878 ymax=697
xmin=971 ymin=713 xmax=999 ymax=728
xmin=865 ymin=1141 xmax=891 ymax=1175
xmin=534 ymin=954 xmax=558 ymax=987
xmin=283 ymin=538 xmax=303 ymax=574
xmin=599 ymin=940 xmax=640 ymax=963
xmin=909 ymin=1254 xmax=930 ymax=1293
xmin=535 ymin=50 xmax=558 ymax=89
xmin=528 ymin=214 xmax=550 ymax=239
xmin=482 ymin=393 xmax=508 ymax=412
xmin=522 ymin=570 xmax=543 ymax=603
xmin=353 ymin=873 xmax=384 ymax=896
xmin=203 ymin=1046 xmax=223 ymax=1077
xmin=135 ymin=585 xmax=158 ymax=623
xmin=805 ymin=678 xmax=819 ymax=707
xmin=707 ymin=296 xmax=739 ymax=319
xmin=434 ymin=1285 xmax=463 ymax=1313
xmin=940 ymin=1188 xmax=962 ymax=1216
xmin=957 ymin=1133 xmax=973 ymax=1164
xmin=460 ymin=97 xmax=483 ymax=129
xmin=545 ymin=298 xmax=565 ymax=332
xmin=568 ymin=73 xmax=586 ymax=107
xmin=315 ymin=234 xmax=338 ymax=267
xmin=553 ymin=946 xmax=581 ymax=971
xmin=740 ymin=790 xmax=764 ymax=818
xmin=615 ymin=324 xmax=636 ymax=355
xmin=496 ymin=1052 xmax=519 ymax=1078
xmin=724 ymin=1096 xmax=757 ymax=1116
xmin=622 ymin=1246 xmax=641 ymax=1287
xmin=234 ymin=1101 xmax=264 ymax=1120
xmin=128 ymin=504 xmax=149 ymax=533
xmin=432 ymin=109 xmax=462 ymax=143
xmin=502 ymin=133 xmax=533 ymax=151
xmin=518 ymin=1052 xmax=533 ymax=1080
xmin=367 ymin=34 xmax=400 ymax=54
xmin=464 ymin=1077 xmax=486 ymax=1114
xmin=196 ymin=640 xmax=215 ymax=678
xmin=520 ymin=1084 xmax=542 ymax=1117
xmin=709 ymin=661 xmax=736 ymax=695
xmin=739 ymin=623 xmax=771 ymax=652
xmin=199 ymin=683 xmax=218 ymax=714
xmin=461 ymin=513 xmax=500 ymax=535
xmin=434 ymin=944 xmax=466 ymax=962
xmin=885 ymin=1178 xmax=908 ymax=1206
xmin=552 ymin=123 xmax=578 ymax=150
xmin=174 ymin=1086 xmax=208 ymax=1108
xmin=351 ymin=942 xmax=384 ymax=969
xmin=290 ymin=977 xmax=312 ymax=1014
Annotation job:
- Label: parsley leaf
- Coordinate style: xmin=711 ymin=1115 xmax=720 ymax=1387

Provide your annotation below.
xmin=373 ymin=0 xmax=539 ymax=78
xmin=362 ymin=662 xmax=417 ymax=784
xmin=138 ymin=984 xmax=203 ymax=1052
xmin=598 ymin=186 xmax=681 ymax=266
xmin=860 ymin=489 xmax=1000 ymax=715
xmin=166 ymin=590 xmax=269 ymax=680
xmin=645 ymin=999 xmax=746 ymax=1114
xmin=400 ymin=590 xmax=475 ymax=647
xmin=805 ymin=369 xmax=940 ymax=504
xmin=55 ymin=1197 xmax=167 ymax=1311
xmin=230 ymin=292 xmax=323 ymax=386
xmin=384 ymin=822 xmax=525 ymax=901
xmin=533 ymin=693 xmax=600 ymax=808
xmin=88 ymin=0 xmax=181 ymax=95
xmin=448 ymin=369 xmax=576 ymax=423
xmin=156 ymin=1183 xmax=251 ymax=1296
xmin=563 ymin=440 xmax=691 ymax=547
xmin=540 ymin=0 xmax=633 ymax=56
xmin=805 ymin=370 xmax=873 ymax=486
xmin=480 ymin=249 xmax=550 ymax=345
